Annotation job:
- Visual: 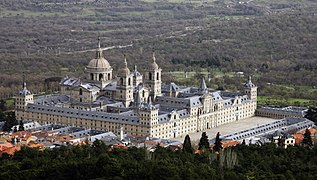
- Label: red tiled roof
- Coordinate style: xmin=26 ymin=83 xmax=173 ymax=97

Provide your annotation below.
xmin=0 ymin=142 xmax=14 ymax=151
xmin=292 ymin=134 xmax=304 ymax=145
xmin=0 ymin=146 xmax=21 ymax=156
xmin=112 ymin=144 xmax=128 ymax=149
xmin=221 ymin=140 xmax=240 ymax=148
xmin=195 ymin=149 xmax=202 ymax=154
xmin=298 ymin=128 xmax=316 ymax=135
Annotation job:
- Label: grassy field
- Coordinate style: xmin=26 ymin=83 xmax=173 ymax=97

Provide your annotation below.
xmin=257 ymin=96 xmax=315 ymax=107
xmin=5 ymin=98 xmax=14 ymax=110
xmin=166 ymin=69 xmax=236 ymax=81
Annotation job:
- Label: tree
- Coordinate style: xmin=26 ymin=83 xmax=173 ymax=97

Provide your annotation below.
xmin=18 ymin=120 xmax=24 ymax=131
xmin=183 ymin=135 xmax=193 ymax=153
xmin=198 ymin=132 xmax=210 ymax=150
xmin=213 ymin=132 xmax=222 ymax=152
xmin=13 ymin=126 xmax=18 ymax=133
xmin=305 ymin=107 xmax=317 ymax=124
xmin=302 ymin=129 xmax=313 ymax=146
xmin=241 ymin=139 xmax=246 ymax=145
xmin=2 ymin=112 xmax=18 ymax=132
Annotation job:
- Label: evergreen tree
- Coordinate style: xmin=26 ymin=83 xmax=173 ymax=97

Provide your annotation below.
xmin=13 ymin=126 xmax=18 ymax=133
xmin=241 ymin=139 xmax=246 ymax=145
xmin=183 ymin=135 xmax=193 ymax=153
xmin=198 ymin=132 xmax=210 ymax=150
xmin=18 ymin=120 xmax=24 ymax=131
xmin=302 ymin=129 xmax=313 ymax=146
xmin=2 ymin=112 xmax=18 ymax=132
xmin=305 ymin=107 xmax=317 ymax=124
xmin=213 ymin=132 xmax=222 ymax=152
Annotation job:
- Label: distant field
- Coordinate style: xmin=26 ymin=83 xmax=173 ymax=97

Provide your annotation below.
xmin=257 ymin=96 xmax=315 ymax=107
xmin=5 ymin=98 xmax=14 ymax=110
xmin=166 ymin=69 xmax=237 ymax=80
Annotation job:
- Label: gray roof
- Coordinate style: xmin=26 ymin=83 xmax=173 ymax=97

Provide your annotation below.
xmin=103 ymin=81 xmax=117 ymax=91
xmin=244 ymin=76 xmax=256 ymax=88
xmin=34 ymin=94 xmax=70 ymax=105
xmin=60 ymin=77 xmax=81 ymax=87
xmin=257 ymin=106 xmax=308 ymax=116
xmin=19 ymin=83 xmax=32 ymax=95
xmin=27 ymin=104 xmax=140 ymax=125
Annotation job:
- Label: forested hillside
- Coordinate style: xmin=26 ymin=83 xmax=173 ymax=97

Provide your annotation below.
xmin=0 ymin=0 xmax=316 ymax=101
xmin=0 ymin=143 xmax=317 ymax=179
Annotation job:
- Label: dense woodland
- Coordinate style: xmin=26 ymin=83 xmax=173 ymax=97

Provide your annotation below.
xmin=0 ymin=0 xmax=316 ymax=103
xmin=0 ymin=141 xmax=317 ymax=179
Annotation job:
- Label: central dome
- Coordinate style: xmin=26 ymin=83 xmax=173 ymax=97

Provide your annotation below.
xmin=86 ymin=48 xmax=111 ymax=70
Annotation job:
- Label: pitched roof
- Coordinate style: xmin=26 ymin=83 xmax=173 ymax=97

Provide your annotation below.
xmin=221 ymin=140 xmax=240 ymax=148
xmin=298 ymin=127 xmax=316 ymax=135
xmin=292 ymin=134 xmax=304 ymax=145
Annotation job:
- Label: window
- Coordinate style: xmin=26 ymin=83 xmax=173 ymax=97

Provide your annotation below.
xmin=90 ymin=73 xmax=94 ymax=80
xmin=99 ymin=74 xmax=103 ymax=81
xmin=120 ymin=78 xmax=123 ymax=85
xmin=79 ymin=89 xmax=83 ymax=95
xmin=149 ymin=72 xmax=152 ymax=80
xmin=156 ymin=72 xmax=159 ymax=80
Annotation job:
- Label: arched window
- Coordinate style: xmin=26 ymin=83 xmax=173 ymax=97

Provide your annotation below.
xmin=90 ymin=73 xmax=94 ymax=80
xmin=79 ymin=88 xmax=83 ymax=95
xmin=142 ymin=90 xmax=145 ymax=97
xmin=157 ymin=72 xmax=159 ymax=80
xmin=99 ymin=74 xmax=103 ymax=81
xmin=149 ymin=72 xmax=152 ymax=80
xmin=120 ymin=78 xmax=123 ymax=85
xmin=108 ymin=73 xmax=111 ymax=80
xmin=128 ymin=78 xmax=131 ymax=86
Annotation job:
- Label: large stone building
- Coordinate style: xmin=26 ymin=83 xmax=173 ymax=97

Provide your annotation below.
xmin=15 ymin=40 xmax=257 ymax=139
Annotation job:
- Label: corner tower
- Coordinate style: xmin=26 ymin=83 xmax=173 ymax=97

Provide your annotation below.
xmin=85 ymin=38 xmax=113 ymax=88
xmin=138 ymin=98 xmax=158 ymax=137
xmin=115 ymin=55 xmax=134 ymax=107
xmin=244 ymin=76 xmax=257 ymax=102
xmin=144 ymin=52 xmax=162 ymax=100
xmin=15 ymin=74 xmax=34 ymax=120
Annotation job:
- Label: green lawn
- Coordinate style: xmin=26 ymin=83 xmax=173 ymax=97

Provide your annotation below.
xmin=257 ymin=96 xmax=315 ymax=107
xmin=5 ymin=98 xmax=15 ymax=110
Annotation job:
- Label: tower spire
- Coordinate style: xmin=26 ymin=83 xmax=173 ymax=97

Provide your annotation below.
xmin=22 ymin=72 xmax=26 ymax=89
xmin=96 ymin=37 xmax=103 ymax=59
xmin=199 ymin=77 xmax=207 ymax=91
xmin=152 ymin=51 xmax=156 ymax=63
xmin=97 ymin=36 xmax=101 ymax=48
xmin=124 ymin=54 xmax=128 ymax=68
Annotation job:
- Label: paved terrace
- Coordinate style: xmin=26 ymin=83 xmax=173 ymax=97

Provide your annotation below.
xmin=171 ymin=116 xmax=278 ymax=144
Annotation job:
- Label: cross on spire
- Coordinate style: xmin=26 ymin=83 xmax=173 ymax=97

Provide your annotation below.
xmin=22 ymin=72 xmax=26 ymax=89
xmin=152 ymin=52 xmax=156 ymax=63
xmin=124 ymin=54 xmax=128 ymax=68
xmin=95 ymin=37 xmax=103 ymax=59
xmin=97 ymin=36 xmax=101 ymax=48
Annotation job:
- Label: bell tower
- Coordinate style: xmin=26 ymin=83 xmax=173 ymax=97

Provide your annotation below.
xmin=115 ymin=55 xmax=134 ymax=107
xmin=144 ymin=52 xmax=162 ymax=100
